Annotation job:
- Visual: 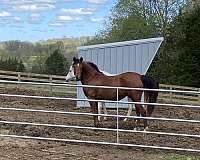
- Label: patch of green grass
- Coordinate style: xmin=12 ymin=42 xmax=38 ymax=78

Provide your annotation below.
xmin=165 ymin=154 xmax=200 ymax=160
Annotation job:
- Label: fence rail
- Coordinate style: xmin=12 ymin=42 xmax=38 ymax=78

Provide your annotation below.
xmin=0 ymin=70 xmax=200 ymax=104
xmin=0 ymin=70 xmax=76 ymax=95
xmin=159 ymin=84 xmax=200 ymax=104
xmin=0 ymin=80 xmax=200 ymax=152
xmin=0 ymin=70 xmax=66 ymax=83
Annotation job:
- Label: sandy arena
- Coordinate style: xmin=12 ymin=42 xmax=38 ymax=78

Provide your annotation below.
xmin=0 ymin=87 xmax=200 ymax=160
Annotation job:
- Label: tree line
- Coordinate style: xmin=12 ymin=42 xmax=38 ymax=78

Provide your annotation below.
xmin=0 ymin=58 xmax=25 ymax=72
xmin=0 ymin=40 xmax=77 ymax=75
xmin=0 ymin=49 xmax=69 ymax=75
xmin=86 ymin=0 xmax=200 ymax=87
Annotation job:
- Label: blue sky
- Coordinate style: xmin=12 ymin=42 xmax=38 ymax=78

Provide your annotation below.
xmin=0 ymin=0 xmax=116 ymax=42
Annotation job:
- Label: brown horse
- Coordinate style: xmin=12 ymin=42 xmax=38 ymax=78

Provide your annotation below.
xmin=72 ymin=57 xmax=158 ymax=130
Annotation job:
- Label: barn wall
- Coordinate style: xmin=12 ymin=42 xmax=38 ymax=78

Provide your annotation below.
xmin=77 ymin=37 xmax=164 ymax=108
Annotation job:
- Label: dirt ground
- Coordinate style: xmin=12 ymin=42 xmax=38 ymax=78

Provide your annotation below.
xmin=0 ymin=87 xmax=200 ymax=160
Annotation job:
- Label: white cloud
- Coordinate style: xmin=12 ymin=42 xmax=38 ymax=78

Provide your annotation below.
xmin=57 ymin=15 xmax=82 ymax=21
xmin=32 ymin=28 xmax=47 ymax=32
xmin=0 ymin=0 xmax=56 ymax=5
xmin=29 ymin=13 xmax=41 ymax=21
xmin=14 ymin=16 xmax=21 ymax=22
xmin=91 ymin=17 xmax=104 ymax=22
xmin=27 ymin=13 xmax=42 ymax=24
xmin=60 ymin=8 xmax=95 ymax=15
xmin=74 ymin=17 xmax=82 ymax=20
xmin=49 ymin=22 xmax=64 ymax=26
xmin=12 ymin=3 xmax=55 ymax=12
xmin=58 ymin=15 xmax=73 ymax=21
xmin=0 ymin=11 xmax=11 ymax=17
xmin=85 ymin=0 xmax=108 ymax=4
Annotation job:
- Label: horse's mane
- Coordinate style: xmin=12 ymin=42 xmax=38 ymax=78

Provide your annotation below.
xmin=86 ymin=62 xmax=101 ymax=73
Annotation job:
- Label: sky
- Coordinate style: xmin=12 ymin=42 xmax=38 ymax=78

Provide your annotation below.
xmin=0 ymin=0 xmax=116 ymax=42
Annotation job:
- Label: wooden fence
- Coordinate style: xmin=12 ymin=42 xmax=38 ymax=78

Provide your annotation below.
xmin=0 ymin=70 xmax=66 ymax=83
xmin=0 ymin=70 xmax=199 ymax=104
xmin=159 ymin=84 xmax=200 ymax=105
xmin=0 ymin=70 xmax=76 ymax=95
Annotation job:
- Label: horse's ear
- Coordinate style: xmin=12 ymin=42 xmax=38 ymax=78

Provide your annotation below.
xmin=73 ymin=57 xmax=76 ymax=62
xmin=80 ymin=57 xmax=83 ymax=63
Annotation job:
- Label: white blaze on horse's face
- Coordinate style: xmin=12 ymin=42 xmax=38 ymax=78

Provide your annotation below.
xmin=73 ymin=62 xmax=82 ymax=81
xmin=65 ymin=65 xmax=75 ymax=81
xmin=72 ymin=57 xmax=83 ymax=81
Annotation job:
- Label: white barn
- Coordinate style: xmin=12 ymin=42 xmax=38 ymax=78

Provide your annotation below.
xmin=76 ymin=37 xmax=164 ymax=107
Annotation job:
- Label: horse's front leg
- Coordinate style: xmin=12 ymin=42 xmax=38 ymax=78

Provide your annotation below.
xmin=89 ymin=101 xmax=100 ymax=127
xmin=124 ymin=97 xmax=134 ymax=121
xmin=124 ymin=104 xmax=133 ymax=122
xmin=134 ymin=104 xmax=148 ymax=131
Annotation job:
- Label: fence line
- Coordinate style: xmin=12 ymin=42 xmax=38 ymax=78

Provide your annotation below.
xmin=0 ymin=70 xmax=66 ymax=83
xmin=0 ymin=70 xmax=200 ymax=94
xmin=1 ymin=105 xmax=200 ymax=123
xmin=0 ymin=79 xmax=200 ymax=95
xmin=1 ymin=134 xmax=200 ymax=152
xmin=1 ymin=92 xmax=200 ymax=110
xmin=1 ymin=120 xmax=200 ymax=138
xmin=0 ymin=70 xmax=200 ymax=103
xmin=0 ymin=80 xmax=200 ymax=152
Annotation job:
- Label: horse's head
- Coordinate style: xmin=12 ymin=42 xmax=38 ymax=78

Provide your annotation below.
xmin=65 ymin=65 xmax=76 ymax=82
xmin=72 ymin=56 xmax=83 ymax=81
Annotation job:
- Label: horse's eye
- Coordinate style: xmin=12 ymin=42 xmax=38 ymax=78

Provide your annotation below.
xmin=70 ymin=70 xmax=72 ymax=72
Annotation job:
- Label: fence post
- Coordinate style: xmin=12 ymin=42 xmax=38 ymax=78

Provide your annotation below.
xmin=170 ymin=85 xmax=173 ymax=102
xmin=198 ymin=88 xmax=200 ymax=103
xmin=49 ymin=75 xmax=53 ymax=94
xmin=116 ymin=88 xmax=119 ymax=144
xmin=17 ymin=72 xmax=21 ymax=90
xmin=27 ymin=73 xmax=31 ymax=79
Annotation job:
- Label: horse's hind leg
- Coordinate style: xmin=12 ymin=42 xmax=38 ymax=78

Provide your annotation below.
xmin=89 ymin=101 xmax=100 ymax=127
xmin=98 ymin=102 xmax=102 ymax=121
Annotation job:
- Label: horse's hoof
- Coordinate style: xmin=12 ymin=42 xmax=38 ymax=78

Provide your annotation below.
xmin=133 ymin=127 xmax=137 ymax=131
xmin=144 ymin=127 xmax=149 ymax=131
xmin=94 ymin=123 xmax=102 ymax=128
xmin=123 ymin=118 xmax=127 ymax=122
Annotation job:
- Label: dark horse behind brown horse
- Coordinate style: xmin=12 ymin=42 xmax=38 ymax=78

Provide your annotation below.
xmin=72 ymin=57 xmax=159 ymax=130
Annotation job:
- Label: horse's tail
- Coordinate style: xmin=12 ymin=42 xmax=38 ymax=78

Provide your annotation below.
xmin=140 ymin=75 xmax=159 ymax=116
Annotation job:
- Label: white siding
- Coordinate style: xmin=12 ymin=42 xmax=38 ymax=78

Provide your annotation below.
xmin=77 ymin=37 xmax=163 ymax=108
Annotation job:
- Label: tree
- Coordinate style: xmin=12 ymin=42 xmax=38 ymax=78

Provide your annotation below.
xmin=45 ymin=49 xmax=68 ymax=75
xmin=173 ymin=7 xmax=200 ymax=87
xmin=0 ymin=58 xmax=25 ymax=72
xmin=88 ymin=0 xmax=187 ymax=45
xmin=150 ymin=5 xmax=200 ymax=87
xmin=110 ymin=0 xmax=187 ymax=37
xmin=17 ymin=59 xmax=25 ymax=72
